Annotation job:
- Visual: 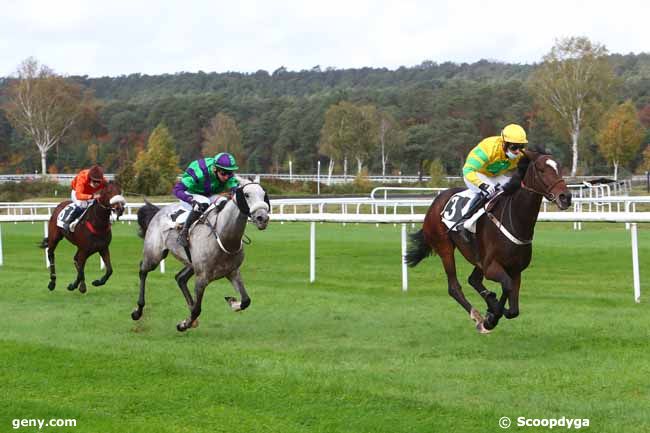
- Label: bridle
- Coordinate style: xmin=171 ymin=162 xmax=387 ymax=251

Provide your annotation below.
xmin=201 ymin=182 xmax=269 ymax=255
xmin=520 ymin=156 xmax=565 ymax=202
xmin=234 ymin=182 xmax=270 ymax=219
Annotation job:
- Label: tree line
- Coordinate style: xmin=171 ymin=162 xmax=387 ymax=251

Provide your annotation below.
xmin=1 ymin=37 xmax=649 ymax=187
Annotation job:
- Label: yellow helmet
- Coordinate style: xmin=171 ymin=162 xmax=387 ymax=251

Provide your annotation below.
xmin=501 ymin=124 xmax=528 ymax=144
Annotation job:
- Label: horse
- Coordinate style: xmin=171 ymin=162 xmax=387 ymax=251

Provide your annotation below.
xmin=40 ymin=181 xmax=126 ymax=294
xmin=405 ymin=149 xmax=572 ymax=333
xmin=132 ymin=179 xmax=270 ymax=332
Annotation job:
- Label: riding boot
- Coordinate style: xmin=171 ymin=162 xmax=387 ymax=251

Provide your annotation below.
xmin=457 ymin=194 xmax=487 ymax=243
xmin=62 ymin=206 xmax=82 ymax=233
xmin=178 ymin=209 xmax=201 ymax=248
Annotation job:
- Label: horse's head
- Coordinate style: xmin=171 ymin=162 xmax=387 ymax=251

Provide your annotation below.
xmin=521 ymin=149 xmax=572 ymax=210
xmin=98 ymin=181 xmax=126 ymax=220
xmin=234 ymin=181 xmax=270 ymax=230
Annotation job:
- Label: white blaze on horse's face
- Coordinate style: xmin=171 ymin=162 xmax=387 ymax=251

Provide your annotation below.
xmin=546 ymin=159 xmax=559 ymax=175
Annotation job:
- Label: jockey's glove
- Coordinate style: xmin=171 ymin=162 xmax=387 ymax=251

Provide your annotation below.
xmin=479 ymin=183 xmax=498 ymax=197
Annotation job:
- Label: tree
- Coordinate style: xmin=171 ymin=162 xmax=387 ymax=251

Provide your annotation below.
xmin=201 ymin=112 xmax=246 ymax=168
xmin=133 ymin=124 xmax=180 ymax=195
xmin=641 ymin=145 xmax=650 ymax=172
xmin=597 ymin=101 xmax=645 ymax=180
xmin=377 ymin=111 xmax=406 ymax=176
xmin=319 ymin=101 xmax=359 ymax=180
xmin=3 ymin=57 xmax=85 ymax=176
xmin=528 ymin=37 xmax=616 ymax=176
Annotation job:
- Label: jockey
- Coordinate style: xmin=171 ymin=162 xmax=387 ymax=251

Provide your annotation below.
xmin=62 ymin=165 xmax=107 ymax=233
xmin=173 ymin=152 xmax=240 ymax=247
xmin=457 ymin=124 xmax=528 ymax=242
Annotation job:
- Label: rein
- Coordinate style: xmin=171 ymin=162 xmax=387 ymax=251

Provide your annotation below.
xmin=486 ymin=193 xmax=532 ymax=245
xmin=202 ymin=203 xmax=244 ymax=255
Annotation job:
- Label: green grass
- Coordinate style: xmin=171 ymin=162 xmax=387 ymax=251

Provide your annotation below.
xmin=0 ymin=221 xmax=649 ymax=432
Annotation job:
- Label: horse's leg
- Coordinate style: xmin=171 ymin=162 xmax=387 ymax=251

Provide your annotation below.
xmin=224 ymin=268 xmax=251 ymax=312
xmin=92 ymin=247 xmax=113 ymax=287
xmin=177 ymin=276 xmax=208 ymax=332
xmin=68 ymin=249 xmax=89 ymax=293
xmin=482 ymin=261 xmax=514 ymax=330
xmin=131 ymin=259 xmax=158 ymax=320
xmin=437 ymin=246 xmax=490 ymax=332
xmin=174 ymin=266 xmax=195 ymax=309
xmin=504 ymin=272 xmax=521 ymax=319
xmin=46 ymin=230 xmax=63 ymax=291
xmin=467 ymin=267 xmax=500 ymax=314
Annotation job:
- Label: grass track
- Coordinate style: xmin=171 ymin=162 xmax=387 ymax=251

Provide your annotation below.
xmin=1 ymin=221 xmax=649 ymax=432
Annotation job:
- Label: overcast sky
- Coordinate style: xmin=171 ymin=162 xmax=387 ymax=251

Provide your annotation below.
xmin=1 ymin=0 xmax=648 ymax=77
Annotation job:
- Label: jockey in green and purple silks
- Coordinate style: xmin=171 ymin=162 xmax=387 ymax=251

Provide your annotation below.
xmin=173 ymin=152 xmax=240 ymax=247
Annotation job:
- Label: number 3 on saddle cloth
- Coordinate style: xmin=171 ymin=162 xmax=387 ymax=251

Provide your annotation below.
xmin=441 ymin=190 xmax=499 ymax=234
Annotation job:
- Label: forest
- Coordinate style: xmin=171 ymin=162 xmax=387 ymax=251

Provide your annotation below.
xmin=1 ymin=48 xmax=649 ymax=180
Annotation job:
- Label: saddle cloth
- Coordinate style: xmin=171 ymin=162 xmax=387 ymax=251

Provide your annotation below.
xmin=56 ymin=204 xmax=89 ymax=232
xmin=440 ymin=190 xmax=486 ymax=233
xmin=169 ymin=208 xmax=190 ymax=226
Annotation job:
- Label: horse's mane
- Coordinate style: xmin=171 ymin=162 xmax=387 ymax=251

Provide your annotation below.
xmin=235 ymin=176 xmax=252 ymax=187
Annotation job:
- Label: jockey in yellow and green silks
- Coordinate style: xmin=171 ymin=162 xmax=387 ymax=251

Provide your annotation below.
xmin=456 ymin=124 xmax=528 ymax=241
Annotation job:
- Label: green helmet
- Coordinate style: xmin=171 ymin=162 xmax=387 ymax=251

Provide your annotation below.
xmin=213 ymin=152 xmax=239 ymax=171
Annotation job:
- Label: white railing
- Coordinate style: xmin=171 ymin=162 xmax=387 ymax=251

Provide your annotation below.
xmin=0 ymin=211 xmax=647 ymax=303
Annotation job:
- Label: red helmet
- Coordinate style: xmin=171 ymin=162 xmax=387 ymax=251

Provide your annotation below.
xmin=88 ymin=165 xmax=104 ymax=182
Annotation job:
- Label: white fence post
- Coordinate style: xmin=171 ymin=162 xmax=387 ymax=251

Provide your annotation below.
xmin=401 ymin=224 xmax=408 ymax=291
xmin=0 ymin=224 xmax=3 ymax=266
xmin=631 ymin=223 xmax=641 ymax=303
xmin=310 ymin=222 xmax=316 ymax=283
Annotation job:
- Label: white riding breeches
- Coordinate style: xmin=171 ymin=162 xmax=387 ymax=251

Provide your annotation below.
xmin=463 ymin=172 xmax=513 ymax=195
xmin=179 ymin=194 xmax=227 ymax=211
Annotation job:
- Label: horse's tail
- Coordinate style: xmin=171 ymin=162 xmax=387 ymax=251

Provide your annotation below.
xmin=137 ymin=200 xmax=160 ymax=239
xmin=405 ymin=229 xmax=434 ymax=267
xmin=39 ymin=237 xmax=48 ymax=249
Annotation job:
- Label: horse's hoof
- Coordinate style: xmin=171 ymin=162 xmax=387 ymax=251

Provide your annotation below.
xmin=240 ymin=298 xmax=251 ymax=310
xmin=79 ymin=285 xmax=87 ymax=294
xmin=48 ymin=281 xmax=56 ymax=291
xmin=176 ymin=321 xmax=188 ymax=332
xmin=131 ymin=309 xmax=142 ymax=321
xmin=92 ymin=279 xmax=102 ymax=287
xmin=67 ymin=284 xmax=76 ymax=291
xmin=483 ymin=312 xmax=498 ymax=330
xmin=225 ymin=296 xmax=242 ymax=311
xmin=476 ymin=322 xmax=491 ymax=334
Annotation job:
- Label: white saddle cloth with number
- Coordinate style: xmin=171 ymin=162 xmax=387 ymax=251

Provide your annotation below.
xmin=440 ymin=190 xmax=486 ymax=233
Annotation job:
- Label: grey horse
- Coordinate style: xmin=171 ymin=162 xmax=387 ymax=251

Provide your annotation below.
xmin=132 ymin=179 xmax=270 ymax=331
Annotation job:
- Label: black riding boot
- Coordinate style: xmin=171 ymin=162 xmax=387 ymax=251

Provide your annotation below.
xmin=62 ymin=206 xmax=83 ymax=233
xmin=457 ymin=194 xmax=488 ymax=243
xmin=177 ymin=209 xmax=201 ymax=248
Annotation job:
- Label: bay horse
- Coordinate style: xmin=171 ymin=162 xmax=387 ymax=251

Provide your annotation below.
xmin=406 ymin=149 xmax=571 ymax=333
xmin=40 ymin=181 xmax=126 ymax=293
xmin=132 ymin=179 xmax=270 ymax=332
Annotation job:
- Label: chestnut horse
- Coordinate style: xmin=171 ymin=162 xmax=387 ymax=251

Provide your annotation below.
xmin=40 ymin=181 xmax=126 ymax=293
xmin=406 ymin=150 xmax=571 ymax=333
